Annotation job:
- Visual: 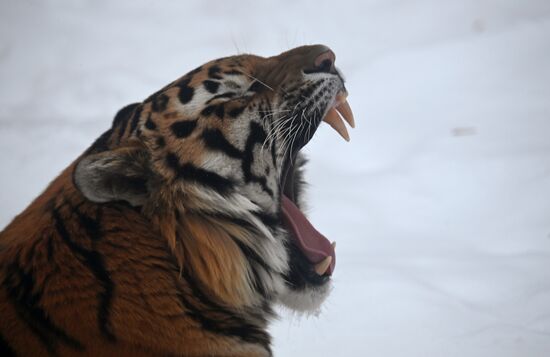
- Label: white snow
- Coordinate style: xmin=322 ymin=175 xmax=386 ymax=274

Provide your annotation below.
xmin=1 ymin=0 xmax=550 ymax=356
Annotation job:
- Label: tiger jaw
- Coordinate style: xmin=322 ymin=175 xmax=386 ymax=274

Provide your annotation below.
xmin=323 ymin=91 xmax=355 ymax=142
xmin=278 ymin=86 xmax=354 ymax=290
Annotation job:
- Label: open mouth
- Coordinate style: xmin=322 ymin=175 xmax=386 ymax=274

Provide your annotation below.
xmin=280 ymin=91 xmax=355 ymax=278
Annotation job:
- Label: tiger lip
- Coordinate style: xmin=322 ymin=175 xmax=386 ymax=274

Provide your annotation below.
xmin=322 ymin=91 xmax=355 ymax=142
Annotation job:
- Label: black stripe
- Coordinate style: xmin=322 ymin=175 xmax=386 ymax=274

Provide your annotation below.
xmin=252 ymin=211 xmax=279 ymax=231
xmin=207 ymin=211 xmax=279 ymax=240
xmin=0 ymin=331 xmax=16 ymax=356
xmin=270 ymin=130 xmax=278 ymax=167
xmin=128 ymin=105 xmax=143 ymax=135
xmin=165 ymin=152 xmax=180 ymax=172
xmin=156 ymin=136 xmax=165 ymax=147
xmin=170 ymin=119 xmax=197 ymax=139
xmin=248 ymin=81 xmax=265 ymax=93
xmin=179 ymin=163 xmax=233 ymax=194
xmin=203 ymin=80 xmax=220 ymax=94
xmin=214 ymin=104 xmax=225 ymax=119
xmin=145 ymin=114 xmax=157 ymax=130
xmin=208 ymin=65 xmax=223 ymax=80
xmin=178 ymin=79 xmax=195 ymax=104
xmin=241 ymin=122 xmax=274 ymax=197
xmin=176 ymin=270 xmax=271 ymax=351
xmin=202 ymin=103 xmax=228 ymax=118
xmin=151 ymin=94 xmax=169 ymax=112
xmin=231 ymin=236 xmax=275 ymax=273
xmin=207 ymin=213 xmax=256 ymax=232
xmin=180 ymin=163 xmax=233 ymax=193
xmin=224 ymin=69 xmax=243 ymax=75
xmin=71 ymin=205 xmax=103 ymax=242
xmin=3 ymin=255 xmax=84 ymax=353
xmin=264 ymin=115 xmax=278 ymax=167
xmin=228 ymin=105 xmax=246 ymax=118
xmin=165 ymin=153 xmax=234 ymax=194
xmin=230 ymin=239 xmax=275 ymax=299
xmin=112 ymin=103 xmax=140 ymax=142
xmin=201 ymin=105 xmax=216 ymax=117
xmin=202 ymin=129 xmax=242 ymax=159
xmin=52 ymin=207 xmax=116 ymax=342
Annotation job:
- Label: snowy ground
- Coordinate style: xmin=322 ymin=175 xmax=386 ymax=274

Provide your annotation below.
xmin=1 ymin=0 xmax=550 ymax=356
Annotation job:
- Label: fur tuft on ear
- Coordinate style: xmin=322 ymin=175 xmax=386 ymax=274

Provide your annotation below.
xmin=74 ymin=144 xmax=153 ymax=206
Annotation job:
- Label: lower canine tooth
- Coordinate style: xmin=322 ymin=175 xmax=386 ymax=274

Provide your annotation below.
xmin=314 ymin=256 xmax=333 ymax=275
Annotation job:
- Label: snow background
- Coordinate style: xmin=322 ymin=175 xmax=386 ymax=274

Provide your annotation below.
xmin=1 ymin=0 xmax=550 ymax=355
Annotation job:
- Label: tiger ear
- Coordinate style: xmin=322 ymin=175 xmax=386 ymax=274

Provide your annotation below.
xmin=74 ymin=144 xmax=153 ymax=207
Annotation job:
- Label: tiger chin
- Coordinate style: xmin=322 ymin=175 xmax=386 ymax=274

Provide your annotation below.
xmin=0 ymin=45 xmax=354 ymax=356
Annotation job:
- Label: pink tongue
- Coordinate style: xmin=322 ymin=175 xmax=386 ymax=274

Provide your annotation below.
xmin=281 ymin=195 xmax=335 ymax=275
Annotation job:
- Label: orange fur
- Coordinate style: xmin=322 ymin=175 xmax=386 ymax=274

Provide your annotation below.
xmin=0 ymin=165 xmax=270 ymax=356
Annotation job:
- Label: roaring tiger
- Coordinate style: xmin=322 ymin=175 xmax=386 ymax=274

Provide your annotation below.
xmin=0 ymin=45 xmax=354 ymax=356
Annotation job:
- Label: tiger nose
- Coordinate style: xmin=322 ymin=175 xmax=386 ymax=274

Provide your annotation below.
xmin=304 ymin=46 xmax=336 ymax=74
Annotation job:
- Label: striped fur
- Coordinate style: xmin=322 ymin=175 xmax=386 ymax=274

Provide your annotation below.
xmin=0 ymin=45 xmax=344 ymax=356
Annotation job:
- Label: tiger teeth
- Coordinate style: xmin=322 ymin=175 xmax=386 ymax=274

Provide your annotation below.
xmin=323 ymin=108 xmax=350 ymax=142
xmin=335 ymin=99 xmax=355 ymax=128
xmin=314 ymin=256 xmax=333 ymax=275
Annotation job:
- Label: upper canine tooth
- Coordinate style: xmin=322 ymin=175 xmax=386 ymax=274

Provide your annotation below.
xmin=314 ymin=256 xmax=333 ymax=275
xmin=335 ymin=99 xmax=355 ymax=128
xmin=323 ymin=108 xmax=350 ymax=142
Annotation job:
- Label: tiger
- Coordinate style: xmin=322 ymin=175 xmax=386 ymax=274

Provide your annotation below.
xmin=0 ymin=44 xmax=355 ymax=356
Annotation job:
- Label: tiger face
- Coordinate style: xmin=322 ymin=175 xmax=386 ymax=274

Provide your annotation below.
xmin=75 ymin=45 xmax=354 ymax=313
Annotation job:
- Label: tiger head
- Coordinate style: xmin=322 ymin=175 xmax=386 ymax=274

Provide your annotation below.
xmin=74 ymin=45 xmax=354 ymax=313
